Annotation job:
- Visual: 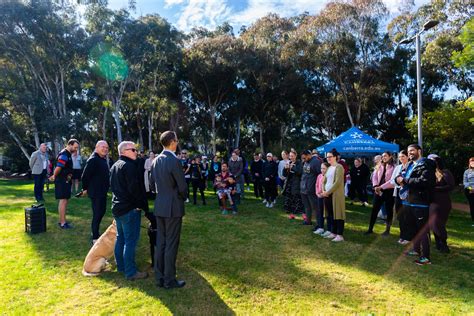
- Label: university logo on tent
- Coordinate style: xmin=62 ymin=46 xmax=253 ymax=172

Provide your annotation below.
xmin=350 ymin=132 xmax=363 ymax=139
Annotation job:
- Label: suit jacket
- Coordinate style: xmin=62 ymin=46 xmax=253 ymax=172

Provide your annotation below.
xmin=29 ymin=150 xmax=47 ymax=175
xmin=81 ymin=152 xmax=110 ymax=198
xmin=151 ymin=150 xmax=188 ymax=218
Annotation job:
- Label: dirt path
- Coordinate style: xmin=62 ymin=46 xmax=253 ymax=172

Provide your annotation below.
xmin=452 ymin=202 xmax=470 ymax=213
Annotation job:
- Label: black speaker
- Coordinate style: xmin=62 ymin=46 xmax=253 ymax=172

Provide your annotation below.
xmin=25 ymin=205 xmax=47 ymax=234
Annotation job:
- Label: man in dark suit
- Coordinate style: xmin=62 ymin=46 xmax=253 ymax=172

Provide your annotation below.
xmin=151 ymin=131 xmax=188 ymax=289
xmin=81 ymin=140 xmax=110 ymax=244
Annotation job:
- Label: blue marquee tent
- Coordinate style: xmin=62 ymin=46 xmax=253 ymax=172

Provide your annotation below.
xmin=317 ymin=126 xmax=399 ymax=157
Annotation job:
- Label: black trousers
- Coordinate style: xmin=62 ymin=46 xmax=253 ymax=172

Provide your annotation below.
xmin=395 ymin=197 xmax=416 ymax=241
xmin=154 ymin=216 xmax=182 ymax=286
xmin=465 ymin=189 xmax=474 ymax=221
xmin=191 ymin=179 xmax=206 ymax=204
xmin=368 ymin=189 xmax=395 ymax=231
xmin=429 ymin=202 xmax=451 ymax=250
xmin=348 ymin=182 xmax=368 ymax=203
xmin=407 ymin=205 xmax=430 ymax=259
xmin=301 ymin=193 xmax=319 ymax=224
xmin=332 ymin=219 xmax=345 ymax=236
xmin=264 ymin=179 xmax=277 ymax=202
xmin=253 ymin=177 xmax=264 ymax=198
xmin=90 ymin=195 xmax=107 ymax=240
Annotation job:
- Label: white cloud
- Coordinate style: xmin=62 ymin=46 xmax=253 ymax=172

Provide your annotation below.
xmin=231 ymin=0 xmax=325 ymax=27
xmin=164 ymin=0 xmax=187 ymax=8
xmin=169 ymin=0 xmax=233 ymax=32
xmin=166 ymin=0 xmax=431 ymax=33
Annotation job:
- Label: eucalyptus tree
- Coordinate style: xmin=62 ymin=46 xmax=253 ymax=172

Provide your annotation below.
xmin=0 ymin=0 xmax=87 ymax=152
xmin=183 ymin=33 xmax=242 ymax=154
xmin=239 ymin=14 xmax=304 ymax=153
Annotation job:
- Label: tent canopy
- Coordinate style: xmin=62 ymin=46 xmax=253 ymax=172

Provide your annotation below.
xmin=317 ymin=126 xmax=399 ymax=157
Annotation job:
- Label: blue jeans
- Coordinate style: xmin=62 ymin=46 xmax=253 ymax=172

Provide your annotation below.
xmin=33 ymin=170 xmax=46 ymax=202
xmin=114 ymin=209 xmax=141 ymax=278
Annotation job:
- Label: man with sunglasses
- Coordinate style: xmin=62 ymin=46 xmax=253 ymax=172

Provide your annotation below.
xmin=110 ymin=141 xmax=148 ymax=280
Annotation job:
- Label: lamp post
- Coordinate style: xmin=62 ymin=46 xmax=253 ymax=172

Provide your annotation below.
xmin=399 ymin=20 xmax=439 ymax=148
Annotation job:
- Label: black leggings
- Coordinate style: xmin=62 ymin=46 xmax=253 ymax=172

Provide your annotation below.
xmin=192 ymin=179 xmax=206 ymax=204
xmin=349 ymin=182 xmax=368 ymax=203
xmin=465 ymin=189 xmax=474 ymax=221
xmin=369 ymin=189 xmax=394 ymax=231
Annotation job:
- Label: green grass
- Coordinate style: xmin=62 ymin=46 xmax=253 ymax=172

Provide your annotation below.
xmin=0 ymin=179 xmax=473 ymax=314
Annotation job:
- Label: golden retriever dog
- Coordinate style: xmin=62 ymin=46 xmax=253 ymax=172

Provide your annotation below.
xmin=82 ymin=220 xmax=116 ymax=277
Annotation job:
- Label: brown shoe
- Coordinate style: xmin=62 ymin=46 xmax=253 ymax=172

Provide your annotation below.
xmin=127 ymin=271 xmax=148 ymax=281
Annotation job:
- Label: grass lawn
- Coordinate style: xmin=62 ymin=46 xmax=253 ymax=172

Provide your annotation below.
xmin=0 ymin=179 xmax=473 ymax=314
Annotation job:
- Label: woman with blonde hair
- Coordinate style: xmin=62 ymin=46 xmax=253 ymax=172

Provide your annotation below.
xmin=464 ymin=157 xmax=474 ymax=226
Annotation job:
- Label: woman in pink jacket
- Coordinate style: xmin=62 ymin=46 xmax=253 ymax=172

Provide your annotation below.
xmin=365 ymin=151 xmax=396 ymax=236
xmin=314 ymin=162 xmax=330 ymax=235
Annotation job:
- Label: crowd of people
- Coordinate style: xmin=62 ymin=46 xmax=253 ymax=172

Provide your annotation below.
xmin=28 ymin=137 xmax=474 ymax=274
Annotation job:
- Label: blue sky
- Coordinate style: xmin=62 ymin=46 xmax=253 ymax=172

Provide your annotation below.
xmin=106 ymin=0 xmax=430 ymax=33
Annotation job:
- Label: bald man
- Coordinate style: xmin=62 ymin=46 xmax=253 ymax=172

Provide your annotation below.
xmin=81 ymin=141 xmax=111 ymax=243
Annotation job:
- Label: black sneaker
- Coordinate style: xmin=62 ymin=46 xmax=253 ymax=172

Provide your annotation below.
xmin=59 ymin=222 xmax=73 ymax=229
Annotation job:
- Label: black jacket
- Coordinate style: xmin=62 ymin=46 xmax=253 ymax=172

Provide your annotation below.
xmin=405 ymin=158 xmax=436 ymax=206
xmin=263 ymin=160 xmax=278 ymax=180
xmin=110 ymin=156 xmax=147 ymax=217
xmin=349 ymin=163 xmax=370 ymax=185
xmin=81 ymin=152 xmax=110 ymax=198
xmin=300 ymin=157 xmax=321 ymax=195
xmin=284 ymin=160 xmax=303 ymax=195
xmin=250 ymin=159 xmax=264 ymax=179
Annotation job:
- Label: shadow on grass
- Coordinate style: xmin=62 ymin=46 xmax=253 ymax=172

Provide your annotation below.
xmin=100 ymin=266 xmax=236 ymax=315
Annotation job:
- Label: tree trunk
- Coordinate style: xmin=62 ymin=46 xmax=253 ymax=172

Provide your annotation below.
xmin=148 ymin=112 xmax=154 ymax=152
xmin=3 ymin=123 xmax=30 ymax=161
xmin=102 ymin=107 xmax=108 ymax=140
xmin=211 ymin=105 xmax=217 ymax=155
xmin=112 ymin=108 xmax=122 ymax=144
xmin=137 ymin=112 xmax=144 ymax=151
xmin=234 ymin=115 xmax=241 ymax=149
xmin=259 ymin=122 xmax=264 ymax=154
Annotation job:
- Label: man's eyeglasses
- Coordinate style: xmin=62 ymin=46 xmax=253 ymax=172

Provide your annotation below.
xmin=125 ymin=148 xmax=137 ymax=153
xmin=326 ymin=155 xmax=334 ymax=159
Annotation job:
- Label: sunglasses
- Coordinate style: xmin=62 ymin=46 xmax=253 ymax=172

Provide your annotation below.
xmin=125 ymin=148 xmax=137 ymax=152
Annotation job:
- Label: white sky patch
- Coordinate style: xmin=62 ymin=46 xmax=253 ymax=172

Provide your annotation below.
xmin=231 ymin=0 xmax=326 ymax=26
xmin=171 ymin=0 xmax=233 ymax=31
xmin=164 ymin=0 xmax=187 ymax=8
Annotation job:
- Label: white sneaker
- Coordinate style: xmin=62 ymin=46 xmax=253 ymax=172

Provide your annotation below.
xmin=262 ymin=199 xmax=268 ymax=204
xmin=324 ymin=233 xmax=336 ymax=239
xmin=332 ymin=235 xmax=344 ymax=242
xmin=363 ymin=202 xmax=369 ymax=207
xmin=185 ymin=199 xmax=189 ymax=203
xmin=399 ymin=239 xmax=409 ymax=245
xmin=313 ymin=228 xmax=325 ymax=235
xmin=268 ymin=202 xmax=274 ymax=208
xmin=321 ymin=231 xmax=332 ymax=238
xmin=265 ymin=202 xmax=270 ymax=207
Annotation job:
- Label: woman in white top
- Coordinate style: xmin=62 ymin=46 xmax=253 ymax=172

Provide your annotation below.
xmin=71 ymin=150 xmax=82 ymax=193
xmin=278 ymin=150 xmax=289 ymax=190
xmin=144 ymin=151 xmax=155 ymax=193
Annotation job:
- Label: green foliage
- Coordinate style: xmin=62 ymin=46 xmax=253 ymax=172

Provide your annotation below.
xmin=407 ymin=101 xmax=474 ymax=180
xmin=452 ymin=18 xmax=474 ymax=70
